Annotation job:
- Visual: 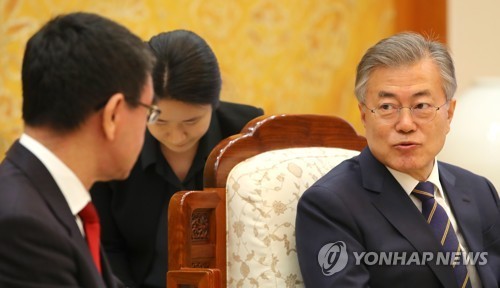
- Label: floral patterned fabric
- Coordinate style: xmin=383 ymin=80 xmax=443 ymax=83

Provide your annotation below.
xmin=225 ymin=147 xmax=360 ymax=287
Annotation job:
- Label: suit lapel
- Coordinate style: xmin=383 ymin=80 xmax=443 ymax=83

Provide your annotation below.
xmin=438 ymin=164 xmax=482 ymax=253
xmin=7 ymin=142 xmax=79 ymax=234
xmin=7 ymin=141 xmax=108 ymax=287
xmin=359 ymin=148 xmax=457 ymax=288
xmin=101 ymin=249 xmax=119 ymax=288
xmin=439 ymin=164 xmax=493 ymax=286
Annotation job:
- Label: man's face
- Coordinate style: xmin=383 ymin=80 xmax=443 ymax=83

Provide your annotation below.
xmin=359 ymin=58 xmax=456 ymax=180
xmin=147 ymin=99 xmax=212 ymax=155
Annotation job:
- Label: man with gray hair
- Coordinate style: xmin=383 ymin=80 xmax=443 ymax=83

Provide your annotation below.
xmin=296 ymin=32 xmax=499 ymax=287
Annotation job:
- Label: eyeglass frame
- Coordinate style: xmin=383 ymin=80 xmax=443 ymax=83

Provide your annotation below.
xmin=137 ymin=102 xmax=162 ymax=124
xmin=362 ymin=100 xmax=449 ymax=124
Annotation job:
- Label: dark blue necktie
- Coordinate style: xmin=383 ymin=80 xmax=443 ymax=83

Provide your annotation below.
xmin=413 ymin=182 xmax=471 ymax=288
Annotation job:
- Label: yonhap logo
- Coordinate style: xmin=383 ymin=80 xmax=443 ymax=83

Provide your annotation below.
xmin=318 ymin=241 xmax=348 ymax=276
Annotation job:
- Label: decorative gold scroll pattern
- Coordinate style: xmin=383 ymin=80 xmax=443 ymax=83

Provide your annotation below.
xmin=0 ymin=0 xmax=396 ymax=159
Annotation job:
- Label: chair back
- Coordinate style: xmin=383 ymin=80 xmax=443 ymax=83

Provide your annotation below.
xmin=204 ymin=114 xmax=367 ymax=188
xmin=226 ymin=146 xmax=360 ymax=287
xmin=167 ymin=114 xmax=366 ymax=287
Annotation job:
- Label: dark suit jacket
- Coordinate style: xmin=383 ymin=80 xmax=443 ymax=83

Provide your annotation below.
xmin=90 ymin=101 xmax=263 ymax=287
xmin=0 ymin=141 xmax=121 ymax=288
xmin=296 ymin=147 xmax=500 ymax=288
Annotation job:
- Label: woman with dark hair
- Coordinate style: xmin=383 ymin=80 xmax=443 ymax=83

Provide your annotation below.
xmin=91 ymin=30 xmax=263 ymax=288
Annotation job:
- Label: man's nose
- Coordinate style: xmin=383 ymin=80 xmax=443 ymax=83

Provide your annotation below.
xmin=395 ymin=108 xmax=417 ymax=132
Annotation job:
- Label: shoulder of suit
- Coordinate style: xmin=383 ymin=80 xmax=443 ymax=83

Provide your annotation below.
xmin=437 ymin=160 xmax=497 ymax=191
xmin=217 ymin=101 xmax=264 ymax=117
xmin=215 ymin=101 xmax=264 ymax=125
xmin=438 ymin=161 xmax=480 ymax=178
xmin=214 ymin=101 xmax=264 ymax=137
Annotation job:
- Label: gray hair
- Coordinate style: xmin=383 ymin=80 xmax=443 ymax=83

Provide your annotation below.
xmin=354 ymin=32 xmax=456 ymax=103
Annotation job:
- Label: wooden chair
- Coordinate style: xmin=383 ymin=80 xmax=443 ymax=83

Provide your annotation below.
xmin=167 ymin=114 xmax=366 ymax=287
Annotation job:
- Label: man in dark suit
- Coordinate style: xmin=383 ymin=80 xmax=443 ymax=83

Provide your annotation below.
xmin=296 ymin=32 xmax=500 ymax=288
xmin=0 ymin=12 xmax=156 ymax=287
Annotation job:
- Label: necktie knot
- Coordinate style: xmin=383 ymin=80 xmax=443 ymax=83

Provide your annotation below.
xmin=412 ymin=181 xmax=435 ymax=201
xmin=78 ymin=202 xmax=99 ymax=224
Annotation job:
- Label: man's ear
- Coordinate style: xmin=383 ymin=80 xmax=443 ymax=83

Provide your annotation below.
xmin=447 ymin=98 xmax=457 ymax=122
xmin=102 ymin=93 xmax=125 ymax=141
xmin=358 ymin=102 xmax=367 ymax=127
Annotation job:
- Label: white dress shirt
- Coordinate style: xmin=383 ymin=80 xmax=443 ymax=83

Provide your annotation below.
xmin=387 ymin=159 xmax=481 ymax=288
xmin=19 ymin=133 xmax=91 ymax=235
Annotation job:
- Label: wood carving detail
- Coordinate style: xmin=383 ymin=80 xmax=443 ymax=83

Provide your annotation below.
xmin=191 ymin=211 xmax=210 ymax=241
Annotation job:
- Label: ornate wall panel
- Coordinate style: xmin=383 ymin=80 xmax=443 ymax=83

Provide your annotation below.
xmin=0 ymin=0 xmax=398 ymax=159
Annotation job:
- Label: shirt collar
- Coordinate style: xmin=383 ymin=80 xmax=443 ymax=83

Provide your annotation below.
xmin=19 ymin=133 xmax=90 ymax=215
xmin=387 ymin=158 xmax=444 ymax=197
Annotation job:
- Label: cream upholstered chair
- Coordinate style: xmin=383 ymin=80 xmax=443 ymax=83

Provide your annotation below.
xmin=167 ymin=114 xmax=366 ymax=287
xmin=225 ymin=146 xmax=360 ymax=287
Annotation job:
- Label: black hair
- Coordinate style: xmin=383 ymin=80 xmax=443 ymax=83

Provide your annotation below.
xmin=22 ymin=12 xmax=155 ymax=132
xmin=147 ymin=29 xmax=221 ymax=107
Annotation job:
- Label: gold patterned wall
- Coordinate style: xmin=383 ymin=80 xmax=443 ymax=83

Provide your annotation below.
xmin=0 ymin=0 xmax=397 ymax=159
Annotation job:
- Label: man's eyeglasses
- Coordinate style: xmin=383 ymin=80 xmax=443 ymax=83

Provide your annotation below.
xmin=138 ymin=102 xmax=161 ymax=124
xmin=363 ymin=101 xmax=449 ymax=124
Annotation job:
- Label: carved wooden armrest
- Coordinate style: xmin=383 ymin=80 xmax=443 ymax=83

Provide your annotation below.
xmin=168 ymin=188 xmax=226 ymax=286
xmin=167 ymin=268 xmax=221 ymax=288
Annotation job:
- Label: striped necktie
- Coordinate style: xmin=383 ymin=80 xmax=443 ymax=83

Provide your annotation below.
xmin=412 ymin=182 xmax=471 ymax=288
